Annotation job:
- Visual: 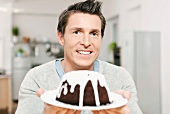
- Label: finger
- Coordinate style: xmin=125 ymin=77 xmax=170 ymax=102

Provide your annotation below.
xmin=57 ymin=108 xmax=69 ymax=114
xmin=44 ymin=104 xmax=57 ymax=114
xmin=37 ymin=88 xmax=45 ymax=97
xmin=92 ymin=110 xmax=99 ymax=114
xmin=117 ymin=105 xmax=130 ymax=114
xmin=65 ymin=109 xmax=74 ymax=114
xmin=104 ymin=109 xmax=118 ymax=114
xmin=44 ymin=103 xmax=63 ymax=114
xmin=74 ymin=110 xmax=81 ymax=114
xmin=114 ymin=90 xmax=131 ymax=100
xmin=122 ymin=91 xmax=131 ymax=100
xmin=98 ymin=110 xmax=108 ymax=114
xmin=105 ymin=105 xmax=130 ymax=114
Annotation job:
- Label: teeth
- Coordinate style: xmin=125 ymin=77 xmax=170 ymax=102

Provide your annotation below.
xmin=78 ymin=51 xmax=91 ymax=55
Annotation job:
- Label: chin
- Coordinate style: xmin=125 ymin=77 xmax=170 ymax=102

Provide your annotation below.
xmin=75 ymin=59 xmax=94 ymax=68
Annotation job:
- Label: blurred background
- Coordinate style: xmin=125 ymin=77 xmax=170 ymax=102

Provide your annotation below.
xmin=0 ymin=0 xmax=169 ymax=114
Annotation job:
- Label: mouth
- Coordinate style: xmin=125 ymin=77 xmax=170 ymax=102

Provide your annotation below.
xmin=76 ymin=50 xmax=93 ymax=55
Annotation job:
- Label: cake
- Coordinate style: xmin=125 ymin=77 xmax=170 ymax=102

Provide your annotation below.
xmin=56 ymin=70 xmax=113 ymax=106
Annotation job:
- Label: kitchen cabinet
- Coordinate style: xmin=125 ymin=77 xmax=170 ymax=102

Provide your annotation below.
xmin=11 ymin=42 xmax=63 ymax=100
xmin=12 ymin=57 xmax=32 ymax=100
xmin=0 ymin=76 xmax=12 ymax=114
xmin=12 ymin=42 xmax=32 ymax=100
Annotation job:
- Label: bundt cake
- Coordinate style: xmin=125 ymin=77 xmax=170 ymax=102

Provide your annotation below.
xmin=56 ymin=70 xmax=113 ymax=106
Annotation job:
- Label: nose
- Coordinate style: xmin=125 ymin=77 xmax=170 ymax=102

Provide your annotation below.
xmin=80 ymin=34 xmax=91 ymax=47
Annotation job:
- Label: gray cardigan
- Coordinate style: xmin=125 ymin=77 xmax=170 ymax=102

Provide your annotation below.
xmin=15 ymin=59 xmax=142 ymax=114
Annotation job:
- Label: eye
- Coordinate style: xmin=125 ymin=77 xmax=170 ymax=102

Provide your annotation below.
xmin=73 ymin=30 xmax=81 ymax=35
xmin=91 ymin=32 xmax=98 ymax=36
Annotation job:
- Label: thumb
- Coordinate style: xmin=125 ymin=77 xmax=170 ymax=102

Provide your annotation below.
xmin=74 ymin=110 xmax=82 ymax=114
xmin=114 ymin=90 xmax=131 ymax=100
xmin=37 ymin=88 xmax=45 ymax=97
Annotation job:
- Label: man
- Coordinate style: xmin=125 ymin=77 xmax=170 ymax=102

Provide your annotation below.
xmin=15 ymin=0 xmax=142 ymax=114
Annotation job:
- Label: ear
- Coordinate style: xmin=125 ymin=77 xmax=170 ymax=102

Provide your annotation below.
xmin=57 ymin=32 xmax=64 ymax=46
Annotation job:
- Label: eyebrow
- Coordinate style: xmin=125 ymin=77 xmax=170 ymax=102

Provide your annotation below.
xmin=70 ymin=27 xmax=82 ymax=30
xmin=70 ymin=27 xmax=101 ymax=32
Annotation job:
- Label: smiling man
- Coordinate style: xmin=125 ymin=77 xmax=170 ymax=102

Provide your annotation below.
xmin=58 ymin=13 xmax=102 ymax=71
xmin=15 ymin=0 xmax=142 ymax=114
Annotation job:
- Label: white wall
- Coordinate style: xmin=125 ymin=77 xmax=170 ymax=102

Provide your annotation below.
xmin=141 ymin=1 xmax=170 ymax=113
xmin=13 ymin=14 xmax=58 ymax=42
xmin=98 ymin=0 xmax=118 ymax=62
xmin=105 ymin=0 xmax=170 ymax=113
xmin=12 ymin=0 xmax=82 ymax=15
xmin=0 ymin=36 xmax=3 ymax=68
xmin=0 ymin=0 xmax=104 ymax=73
xmin=0 ymin=5 xmax=12 ymax=74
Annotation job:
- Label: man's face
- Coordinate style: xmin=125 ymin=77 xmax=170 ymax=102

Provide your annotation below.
xmin=58 ymin=13 xmax=102 ymax=70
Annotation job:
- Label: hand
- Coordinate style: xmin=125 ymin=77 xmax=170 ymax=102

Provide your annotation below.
xmin=92 ymin=90 xmax=130 ymax=114
xmin=37 ymin=88 xmax=81 ymax=114
xmin=114 ymin=90 xmax=131 ymax=100
xmin=92 ymin=105 xmax=129 ymax=114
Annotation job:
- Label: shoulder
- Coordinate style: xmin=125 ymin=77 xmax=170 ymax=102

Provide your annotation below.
xmin=23 ymin=60 xmax=57 ymax=84
xmin=98 ymin=60 xmax=132 ymax=81
xmin=21 ymin=59 xmax=60 ymax=90
xmin=98 ymin=60 xmax=126 ymax=72
xmin=32 ymin=60 xmax=56 ymax=70
xmin=29 ymin=60 xmax=56 ymax=76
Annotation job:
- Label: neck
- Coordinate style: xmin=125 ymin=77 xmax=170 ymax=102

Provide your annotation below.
xmin=61 ymin=59 xmax=94 ymax=73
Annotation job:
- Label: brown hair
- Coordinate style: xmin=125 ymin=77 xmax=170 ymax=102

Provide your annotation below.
xmin=57 ymin=0 xmax=106 ymax=37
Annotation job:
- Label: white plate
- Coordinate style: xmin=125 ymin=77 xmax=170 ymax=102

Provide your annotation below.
xmin=41 ymin=90 xmax=128 ymax=110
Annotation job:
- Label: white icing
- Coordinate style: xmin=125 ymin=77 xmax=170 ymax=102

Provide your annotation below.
xmin=58 ymin=83 xmax=68 ymax=97
xmin=63 ymin=83 xmax=68 ymax=95
xmin=56 ymin=70 xmax=113 ymax=106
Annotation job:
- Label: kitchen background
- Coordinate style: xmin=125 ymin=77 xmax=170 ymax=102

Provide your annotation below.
xmin=0 ymin=0 xmax=170 ymax=114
